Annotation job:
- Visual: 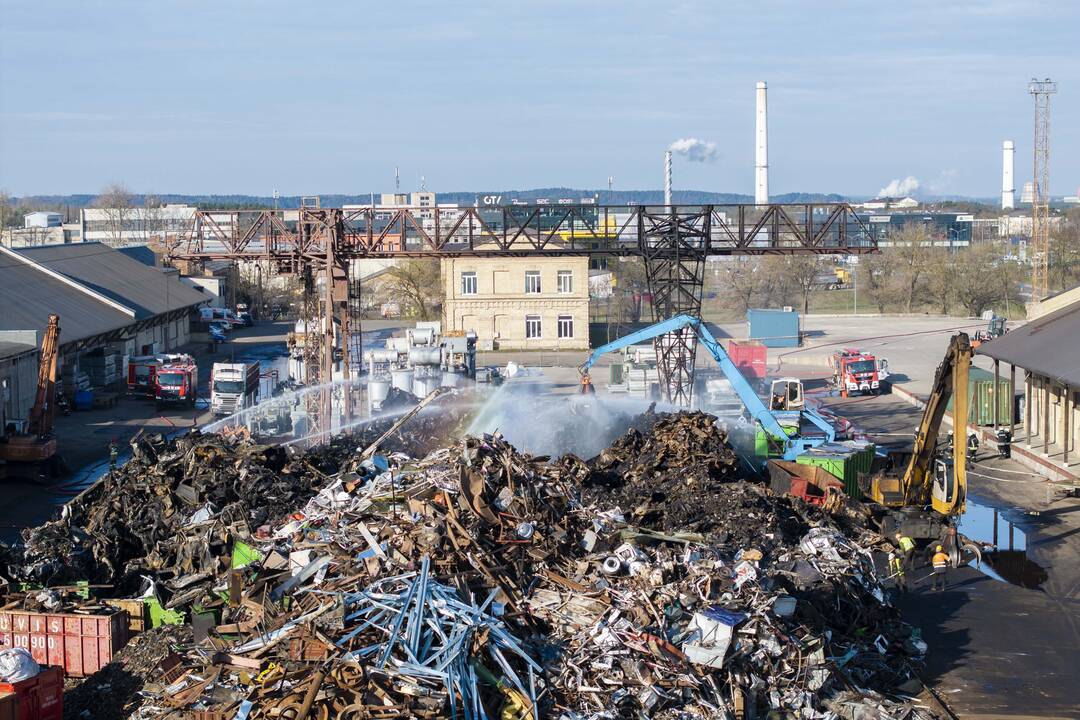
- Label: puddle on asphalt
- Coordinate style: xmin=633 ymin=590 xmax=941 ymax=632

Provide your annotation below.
xmin=958 ymin=499 xmax=1048 ymax=588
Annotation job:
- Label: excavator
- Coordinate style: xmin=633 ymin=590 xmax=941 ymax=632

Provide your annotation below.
xmin=577 ymin=314 xmax=835 ymax=462
xmin=0 ymin=314 xmax=64 ymax=477
xmin=869 ymin=332 xmax=975 ymax=549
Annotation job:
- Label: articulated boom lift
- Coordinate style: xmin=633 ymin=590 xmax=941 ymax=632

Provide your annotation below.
xmin=578 ymin=314 xmax=835 ymax=461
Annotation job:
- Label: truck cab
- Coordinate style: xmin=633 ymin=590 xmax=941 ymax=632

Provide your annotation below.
xmin=211 ymin=361 xmax=260 ymax=417
xmin=155 ymin=355 xmax=198 ymax=408
xmin=832 ymin=349 xmax=881 ymax=397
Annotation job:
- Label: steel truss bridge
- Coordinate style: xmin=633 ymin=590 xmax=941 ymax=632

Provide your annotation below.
xmin=163 ymin=203 xmax=876 ymax=419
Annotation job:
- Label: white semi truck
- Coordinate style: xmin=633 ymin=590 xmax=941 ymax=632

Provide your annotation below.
xmin=210 ymin=361 xmax=260 ymax=416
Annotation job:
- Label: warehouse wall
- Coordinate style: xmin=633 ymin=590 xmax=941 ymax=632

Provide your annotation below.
xmin=0 ymin=349 xmax=39 ymax=424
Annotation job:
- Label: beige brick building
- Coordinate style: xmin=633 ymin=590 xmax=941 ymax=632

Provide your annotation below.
xmin=441 ymin=257 xmax=589 ymax=350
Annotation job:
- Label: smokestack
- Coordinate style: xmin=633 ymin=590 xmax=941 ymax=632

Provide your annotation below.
xmin=1002 ymin=140 xmax=1015 ymax=210
xmin=664 ymin=150 xmax=672 ymax=206
xmin=755 ymin=81 xmax=769 ymax=205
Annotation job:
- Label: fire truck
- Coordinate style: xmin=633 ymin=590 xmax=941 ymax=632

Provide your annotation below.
xmin=126 ymin=355 xmax=161 ymax=396
xmin=830 ymin=349 xmax=886 ymax=397
xmin=154 ymin=354 xmax=198 ymax=409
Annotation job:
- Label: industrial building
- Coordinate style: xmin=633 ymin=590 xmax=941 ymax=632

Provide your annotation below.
xmin=866 ymin=212 xmax=973 ymax=247
xmin=977 ymin=287 xmax=1080 ymax=479
xmin=0 ymin=243 xmax=210 ymax=421
xmin=441 ymin=256 xmax=590 ymax=350
xmin=79 ymin=204 xmax=197 ymax=246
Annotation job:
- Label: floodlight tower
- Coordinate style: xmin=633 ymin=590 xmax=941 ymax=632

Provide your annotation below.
xmin=1029 ymin=78 xmax=1056 ymax=300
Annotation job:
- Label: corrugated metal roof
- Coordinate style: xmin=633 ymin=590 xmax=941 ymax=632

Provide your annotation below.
xmin=976 ymin=303 xmax=1080 ymax=386
xmin=0 ymin=341 xmax=36 ymax=360
xmin=0 ymin=250 xmax=134 ymax=344
xmin=18 ymin=243 xmax=208 ymax=319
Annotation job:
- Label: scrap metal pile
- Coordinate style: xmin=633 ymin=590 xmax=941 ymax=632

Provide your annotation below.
xmin=5 ymin=410 xmax=936 ymax=719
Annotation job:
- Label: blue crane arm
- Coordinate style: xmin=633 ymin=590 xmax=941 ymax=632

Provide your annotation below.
xmin=579 ymin=314 xmax=791 ymax=441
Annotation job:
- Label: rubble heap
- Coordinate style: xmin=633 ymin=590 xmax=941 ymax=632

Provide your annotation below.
xmin=8 ymin=411 xmax=934 ymax=720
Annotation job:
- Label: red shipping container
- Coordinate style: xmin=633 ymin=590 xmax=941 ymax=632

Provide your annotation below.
xmin=0 ymin=609 xmax=128 ymax=678
xmin=0 ymin=667 xmax=63 ymax=720
xmin=727 ymin=339 xmax=767 ymax=380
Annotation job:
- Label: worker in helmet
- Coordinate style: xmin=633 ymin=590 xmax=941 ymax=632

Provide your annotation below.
xmin=931 ymin=544 xmax=950 ymax=592
xmin=888 ymin=552 xmax=908 ymax=594
xmin=894 ymin=532 xmax=916 ymax=570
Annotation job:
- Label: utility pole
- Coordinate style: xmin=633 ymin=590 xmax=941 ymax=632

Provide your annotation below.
xmin=1029 ymin=78 xmax=1056 ymax=301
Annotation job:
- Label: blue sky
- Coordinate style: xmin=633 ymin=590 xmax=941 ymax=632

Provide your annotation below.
xmin=1 ymin=0 xmax=1077 ymax=198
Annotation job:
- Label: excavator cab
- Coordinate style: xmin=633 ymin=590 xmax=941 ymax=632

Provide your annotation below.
xmin=769 ymin=378 xmax=804 ymax=411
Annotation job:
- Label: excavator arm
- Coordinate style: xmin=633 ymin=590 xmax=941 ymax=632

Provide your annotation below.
xmin=881 ymin=332 xmax=970 ymax=516
xmin=580 ymin=315 xmax=834 ymax=458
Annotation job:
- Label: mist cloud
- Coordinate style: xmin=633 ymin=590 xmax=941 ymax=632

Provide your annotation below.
xmin=878 ymin=176 xmax=920 ymax=198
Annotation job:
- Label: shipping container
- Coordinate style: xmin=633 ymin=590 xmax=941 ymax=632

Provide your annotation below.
xmin=0 ymin=666 xmax=63 ymax=720
xmin=0 ymin=608 xmax=129 ymax=678
xmin=796 ymin=440 xmax=872 ymax=499
xmin=727 ymin=340 xmax=767 ymax=380
xmin=746 ymin=309 xmax=800 ymax=348
xmin=946 ymin=366 xmax=1015 ymax=426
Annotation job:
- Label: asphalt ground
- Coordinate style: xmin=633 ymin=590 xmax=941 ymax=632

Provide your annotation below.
xmin=817 ymin=391 xmax=1080 ymax=718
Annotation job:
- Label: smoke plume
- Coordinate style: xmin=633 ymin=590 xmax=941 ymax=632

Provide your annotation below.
xmin=668 ymin=138 xmax=718 ymax=163
xmin=878 ymin=176 xmax=920 ymax=198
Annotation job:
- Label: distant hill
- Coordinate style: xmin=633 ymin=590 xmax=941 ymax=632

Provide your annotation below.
xmin=7 ymin=189 xmax=851 ymax=209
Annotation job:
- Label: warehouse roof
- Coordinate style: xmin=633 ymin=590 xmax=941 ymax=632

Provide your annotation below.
xmin=0 ymin=340 xmax=37 ymax=360
xmin=0 ymin=249 xmax=135 ymax=344
xmin=18 ymin=243 xmax=207 ymax=319
xmin=976 ymin=301 xmax=1080 ymax=387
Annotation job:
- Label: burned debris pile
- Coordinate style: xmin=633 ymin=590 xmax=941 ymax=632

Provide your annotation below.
xmin=3 ymin=411 xmax=936 ymax=719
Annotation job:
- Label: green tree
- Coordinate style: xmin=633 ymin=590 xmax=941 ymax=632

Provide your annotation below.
xmin=889 ymin=226 xmax=932 ymax=312
xmin=856 ymin=253 xmax=897 ymax=313
xmin=924 ymin=248 xmax=954 ymax=314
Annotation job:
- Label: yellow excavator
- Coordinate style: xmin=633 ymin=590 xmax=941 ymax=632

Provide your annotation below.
xmin=869 ymin=332 xmax=972 ymax=542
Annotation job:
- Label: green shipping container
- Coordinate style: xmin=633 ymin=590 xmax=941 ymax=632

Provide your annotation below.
xmin=797 ymin=450 xmax=861 ymax=498
xmin=946 ymin=366 xmax=1014 ymax=427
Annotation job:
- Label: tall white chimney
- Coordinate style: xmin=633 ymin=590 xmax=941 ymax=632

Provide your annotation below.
xmin=664 ymin=150 xmax=672 ymax=206
xmin=755 ymin=81 xmax=769 ymax=205
xmin=1001 ymin=140 xmax=1015 ymax=210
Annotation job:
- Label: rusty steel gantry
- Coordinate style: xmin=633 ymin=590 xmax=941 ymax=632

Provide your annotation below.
xmin=163 ymin=202 xmax=876 ymax=424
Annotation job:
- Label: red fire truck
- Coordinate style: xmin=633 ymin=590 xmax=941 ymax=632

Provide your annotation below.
xmin=154 ymin=354 xmax=199 ymax=409
xmin=126 ymin=355 xmax=161 ymax=396
xmin=830 ymin=349 xmax=884 ymax=397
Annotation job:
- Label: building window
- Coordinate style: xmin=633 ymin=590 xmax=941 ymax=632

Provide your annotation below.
xmin=557 ymin=270 xmax=573 ymax=294
xmin=525 ymin=270 xmax=541 ymax=294
xmin=557 ymin=315 xmax=574 ymax=339
xmin=525 ymin=315 xmax=541 ymax=339
xmin=460 ymin=271 xmax=477 ymax=295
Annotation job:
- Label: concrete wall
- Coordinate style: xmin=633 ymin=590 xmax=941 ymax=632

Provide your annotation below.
xmin=442 ymin=257 xmax=589 ymax=350
xmin=0 ymin=348 xmax=39 ymax=425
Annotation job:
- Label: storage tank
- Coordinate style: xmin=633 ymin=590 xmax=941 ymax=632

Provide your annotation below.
xmin=368 ymin=377 xmax=391 ymax=407
xmin=408 ymin=347 xmax=442 ymax=367
xmin=391 ymin=369 xmax=415 ymax=393
xmin=413 ymin=374 xmax=441 ymax=397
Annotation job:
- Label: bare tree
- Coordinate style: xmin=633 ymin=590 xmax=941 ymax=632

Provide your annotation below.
xmin=385 ymin=259 xmax=442 ymax=319
xmin=719 ymin=257 xmax=765 ymax=314
xmin=890 ymin=226 xmax=932 ymax=312
xmin=774 ymin=256 xmax=826 ymax=314
xmin=95 ymin=183 xmax=134 ymax=246
xmin=856 ymin=253 xmax=898 ymax=313
xmin=924 ymin=248 xmax=954 ymax=314
xmin=953 ymin=243 xmax=1003 ymax=316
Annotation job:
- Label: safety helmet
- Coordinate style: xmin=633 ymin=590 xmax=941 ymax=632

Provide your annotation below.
xmin=936 ymin=545 xmax=943 ymax=552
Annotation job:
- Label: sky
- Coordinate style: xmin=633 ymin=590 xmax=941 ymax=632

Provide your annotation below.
xmin=0 ymin=0 xmax=1078 ymax=199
